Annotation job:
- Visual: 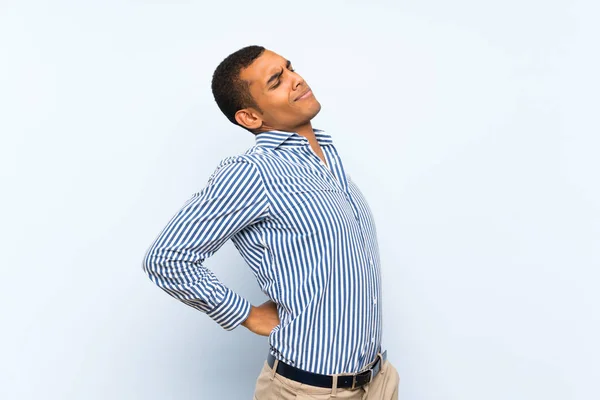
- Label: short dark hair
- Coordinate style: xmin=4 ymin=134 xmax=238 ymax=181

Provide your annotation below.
xmin=211 ymin=45 xmax=265 ymax=133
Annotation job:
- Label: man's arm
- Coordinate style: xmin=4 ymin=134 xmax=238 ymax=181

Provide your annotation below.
xmin=142 ymin=157 xmax=271 ymax=331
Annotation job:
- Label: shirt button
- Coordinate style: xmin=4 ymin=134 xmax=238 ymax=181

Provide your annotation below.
xmin=373 ymin=297 xmax=377 ymax=305
xmin=369 ymin=259 xmax=374 ymax=266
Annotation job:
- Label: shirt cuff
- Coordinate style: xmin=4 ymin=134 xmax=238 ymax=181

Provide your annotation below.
xmin=206 ymin=287 xmax=251 ymax=331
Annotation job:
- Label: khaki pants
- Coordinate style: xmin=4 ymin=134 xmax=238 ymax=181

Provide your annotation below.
xmin=253 ymin=356 xmax=400 ymax=399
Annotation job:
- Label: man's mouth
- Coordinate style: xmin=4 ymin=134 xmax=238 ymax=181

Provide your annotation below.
xmin=295 ymin=89 xmax=313 ymax=101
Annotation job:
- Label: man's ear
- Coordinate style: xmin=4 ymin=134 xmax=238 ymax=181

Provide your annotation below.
xmin=235 ymin=108 xmax=263 ymax=131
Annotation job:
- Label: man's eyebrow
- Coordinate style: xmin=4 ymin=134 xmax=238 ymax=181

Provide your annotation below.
xmin=266 ymin=60 xmax=292 ymax=86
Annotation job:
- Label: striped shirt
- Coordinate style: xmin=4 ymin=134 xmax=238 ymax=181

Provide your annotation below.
xmin=142 ymin=129 xmax=382 ymax=375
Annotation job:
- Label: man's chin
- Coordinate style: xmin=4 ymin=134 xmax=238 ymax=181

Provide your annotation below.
xmin=308 ymin=101 xmax=322 ymax=119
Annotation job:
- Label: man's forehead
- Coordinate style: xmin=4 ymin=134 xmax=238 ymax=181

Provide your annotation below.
xmin=242 ymin=50 xmax=287 ymax=85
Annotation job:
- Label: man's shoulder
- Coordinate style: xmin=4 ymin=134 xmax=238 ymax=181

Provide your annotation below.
xmin=207 ymin=147 xmax=267 ymax=185
xmin=215 ymin=146 xmax=270 ymax=169
xmin=215 ymin=148 xmax=257 ymax=166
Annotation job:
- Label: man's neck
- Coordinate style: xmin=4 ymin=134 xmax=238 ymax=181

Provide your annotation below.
xmin=259 ymin=122 xmax=327 ymax=165
xmin=293 ymin=123 xmax=316 ymax=142
xmin=257 ymin=122 xmax=318 ymax=144
xmin=295 ymin=123 xmax=328 ymax=166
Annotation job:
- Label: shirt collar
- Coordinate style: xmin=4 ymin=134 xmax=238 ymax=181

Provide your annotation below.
xmin=255 ymin=129 xmax=333 ymax=150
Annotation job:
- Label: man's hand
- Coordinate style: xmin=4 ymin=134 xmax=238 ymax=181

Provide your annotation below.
xmin=241 ymin=299 xmax=280 ymax=336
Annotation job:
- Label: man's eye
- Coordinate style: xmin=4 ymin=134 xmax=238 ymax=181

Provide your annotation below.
xmin=272 ymin=81 xmax=281 ymax=89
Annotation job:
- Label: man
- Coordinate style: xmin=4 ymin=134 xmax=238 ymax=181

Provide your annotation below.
xmin=142 ymin=45 xmax=400 ymax=399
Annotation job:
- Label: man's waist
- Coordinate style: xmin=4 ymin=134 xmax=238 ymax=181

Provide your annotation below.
xmin=267 ymin=339 xmax=382 ymax=376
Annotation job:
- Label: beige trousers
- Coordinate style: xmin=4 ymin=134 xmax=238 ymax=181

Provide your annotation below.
xmin=253 ymin=357 xmax=400 ymax=400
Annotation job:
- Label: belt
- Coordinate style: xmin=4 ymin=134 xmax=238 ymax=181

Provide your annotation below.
xmin=266 ymin=350 xmax=387 ymax=389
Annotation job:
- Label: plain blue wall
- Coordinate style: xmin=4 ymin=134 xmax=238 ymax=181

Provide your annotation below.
xmin=1 ymin=1 xmax=598 ymax=399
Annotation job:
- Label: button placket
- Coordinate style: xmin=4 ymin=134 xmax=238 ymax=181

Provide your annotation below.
xmin=307 ymin=146 xmax=364 ymax=232
xmin=305 ymin=146 xmax=344 ymax=191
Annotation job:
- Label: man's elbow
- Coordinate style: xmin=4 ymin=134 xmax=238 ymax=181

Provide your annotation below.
xmin=141 ymin=248 xmax=158 ymax=278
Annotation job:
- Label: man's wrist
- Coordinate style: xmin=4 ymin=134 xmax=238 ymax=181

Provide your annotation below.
xmin=241 ymin=305 xmax=256 ymax=328
xmin=240 ymin=300 xmax=279 ymax=336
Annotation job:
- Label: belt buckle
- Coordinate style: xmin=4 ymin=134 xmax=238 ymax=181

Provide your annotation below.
xmin=351 ymin=368 xmax=373 ymax=389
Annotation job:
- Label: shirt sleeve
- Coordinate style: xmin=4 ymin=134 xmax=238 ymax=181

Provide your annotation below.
xmin=141 ymin=157 xmax=269 ymax=331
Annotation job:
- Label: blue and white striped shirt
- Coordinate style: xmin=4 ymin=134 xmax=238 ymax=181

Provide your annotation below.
xmin=142 ymin=129 xmax=382 ymax=375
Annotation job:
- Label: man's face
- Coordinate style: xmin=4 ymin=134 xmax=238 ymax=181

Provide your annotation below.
xmin=237 ymin=50 xmax=321 ymax=132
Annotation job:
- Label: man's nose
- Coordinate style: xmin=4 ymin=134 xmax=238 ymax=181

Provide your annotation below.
xmin=291 ymin=71 xmax=305 ymax=89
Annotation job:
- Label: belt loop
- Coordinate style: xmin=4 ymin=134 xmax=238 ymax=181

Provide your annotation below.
xmin=331 ymin=373 xmax=338 ymax=397
xmin=270 ymin=359 xmax=279 ymax=381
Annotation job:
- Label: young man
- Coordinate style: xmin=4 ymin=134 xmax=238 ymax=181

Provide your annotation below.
xmin=142 ymin=45 xmax=400 ymax=399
